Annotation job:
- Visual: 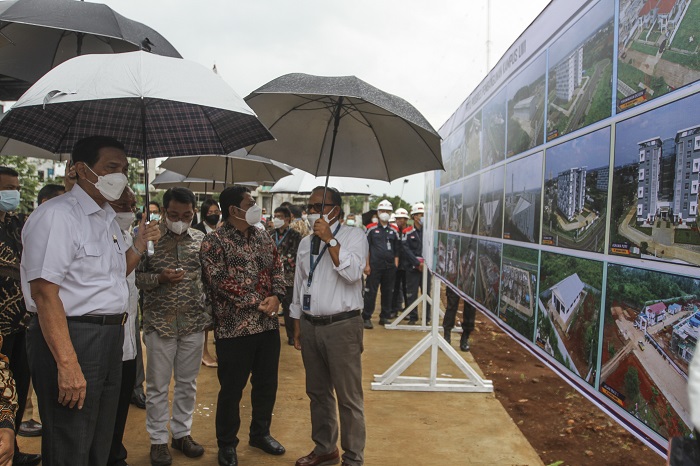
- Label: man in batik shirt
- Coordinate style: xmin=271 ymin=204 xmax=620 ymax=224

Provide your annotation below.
xmin=200 ymin=186 xmax=286 ymax=466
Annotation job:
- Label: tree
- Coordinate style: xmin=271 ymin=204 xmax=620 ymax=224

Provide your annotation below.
xmin=0 ymin=156 xmax=40 ymax=213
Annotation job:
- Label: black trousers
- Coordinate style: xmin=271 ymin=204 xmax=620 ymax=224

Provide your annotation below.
xmin=362 ymin=265 xmax=396 ymax=320
xmin=1 ymin=328 xmax=30 ymax=452
xmin=282 ymin=286 xmax=295 ymax=341
xmin=27 ymin=316 xmax=124 ymax=466
xmin=443 ymin=287 xmax=476 ymax=336
xmin=108 ymin=358 xmax=137 ymax=466
xmin=215 ymin=329 xmax=280 ymax=449
xmin=391 ymin=270 xmax=407 ymax=312
xmin=405 ymin=269 xmax=431 ymax=321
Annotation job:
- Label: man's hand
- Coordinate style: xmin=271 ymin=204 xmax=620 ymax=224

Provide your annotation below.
xmin=293 ymin=319 xmax=301 ymax=351
xmin=158 ymin=268 xmax=186 ymax=284
xmin=312 ymin=217 xmax=333 ymax=243
xmin=58 ymin=360 xmax=87 ymax=409
xmin=134 ymin=215 xmax=161 ymax=252
xmin=394 ymin=257 xmax=399 ymax=268
xmin=0 ymin=428 xmax=14 ymax=466
xmin=364 ymin=264 xmax=371 ymax=275
xmin=258 ymin=296 xmax=280 ymax=318
xmin=417 ymin=262 xmax=424 ymax=272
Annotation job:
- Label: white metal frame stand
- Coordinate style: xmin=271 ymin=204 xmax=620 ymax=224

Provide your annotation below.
xmin=371 ymin=274 xmax=494 ymax=392
xmin=385 ymin=265 xmax=441 ymax=331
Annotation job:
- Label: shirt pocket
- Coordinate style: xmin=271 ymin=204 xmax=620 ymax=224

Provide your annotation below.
xmin=78 ymin=241 xmax=108 ymax=279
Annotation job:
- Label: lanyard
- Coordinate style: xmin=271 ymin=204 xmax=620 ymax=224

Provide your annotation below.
xmin=307 ymin=223 xmax=341 ymax=288
xmin=275 ymin=228 xmax=289 ymax=248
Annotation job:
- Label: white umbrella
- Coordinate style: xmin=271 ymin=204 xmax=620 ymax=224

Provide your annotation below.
xmin=270 ymin=168 xmax=382 ymax=196
xmin=159 ymin=151 xmax=291 ymax=184
xmin=151 ymin=170 xmax=226 ymax=193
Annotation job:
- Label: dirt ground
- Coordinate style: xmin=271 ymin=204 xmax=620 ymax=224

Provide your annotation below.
xmin=18 ymin=318 xmax=542 ymax=466
xmin=16 ymin=306 xmax=668 ymax=465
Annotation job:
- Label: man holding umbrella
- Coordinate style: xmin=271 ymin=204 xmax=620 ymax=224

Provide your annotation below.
xmin=290 ymin=186 xmax=368 ymax=466
xmin=20 ymin=136 xmax=161 ymax=465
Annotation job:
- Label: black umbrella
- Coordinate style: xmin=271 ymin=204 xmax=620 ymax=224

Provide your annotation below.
xmin=244 ymin=73 xmax=443 ymax=182
xmin=245 ymin=73 xmax=442 ymax=252
xmin=0 ymin=0 xmax=181 ymax=100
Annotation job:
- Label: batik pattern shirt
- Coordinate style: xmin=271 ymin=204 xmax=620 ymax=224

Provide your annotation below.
xmin=135 ymin=225 xmax=211 ymax=338
xmin=200 ymin=223 xmax=286 ymax=340
xmin=270 ymin=227 xmax=302 ymax=286
xmin=0 ymin=213 xmax=27 ymax=336
xmin=0 ymin=336 xmax=17 ymax=430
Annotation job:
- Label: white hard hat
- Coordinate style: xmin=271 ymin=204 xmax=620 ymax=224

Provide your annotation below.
xmin=410 ymin=203 xmax=425 ymax=216
xmin=389 ymin=213 xmax=396 ymax=223
xmin=377 ymin=199 xmax=393 ymax=211
xmin=394 ymin=208 xmax=409 ymax=219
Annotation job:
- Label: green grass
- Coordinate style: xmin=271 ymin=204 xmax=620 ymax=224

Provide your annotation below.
xmin=662 ymin=49 xmax=700 ymax=70
xmin=632 ymin=224 xmax=653 ymax=236
xmin=631 ymin=41 xmax=659 ymax=56
xmin=671 ymin=0 xmax=700 ymax=52
xmin=617 ymin=62 xmax=649 ymax=90
xmin=675 ymin=229 xmax=700 ymax=245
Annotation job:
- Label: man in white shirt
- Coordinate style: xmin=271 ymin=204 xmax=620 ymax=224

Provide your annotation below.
xmin=291 ymin=186 xmax=368 ymax=466
xmin=20 ymin=136 xmax=160 ymax=466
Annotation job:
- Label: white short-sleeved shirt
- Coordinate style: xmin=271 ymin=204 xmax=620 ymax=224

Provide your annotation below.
xmin=290 ymin=223 xmax=368 ymax=318
xmin=20 ymin=184 xmax=129 ymax=317
xmin=122 ymin=231 xmax=138 ymax=361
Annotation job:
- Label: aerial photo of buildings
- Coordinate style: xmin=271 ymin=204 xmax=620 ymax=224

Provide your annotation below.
xmin=506 ymin=53 xmax=546 ymax=157
xmin=504 ymin=152 xmax=543 ymax=243
xmin=499 ymin=245 xmax=539 ymax=340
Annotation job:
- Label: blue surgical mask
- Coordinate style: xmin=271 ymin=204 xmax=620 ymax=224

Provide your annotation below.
xmin=150 ymin=212 xmax=161 ymax=222
xmin=0 ymin=190 xmax=20 ymax=212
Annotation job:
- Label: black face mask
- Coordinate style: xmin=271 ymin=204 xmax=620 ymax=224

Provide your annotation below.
xmin=205 ymin=214 xmax=220 ymax=226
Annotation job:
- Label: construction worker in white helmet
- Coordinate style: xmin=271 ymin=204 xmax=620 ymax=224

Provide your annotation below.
xmin=391 ymin=208 xmax=410 ymax=315
xmin=402 ymin=202 xmax=431 ymax=324
xmin=362 ymin=199 xmax=399 ymax=328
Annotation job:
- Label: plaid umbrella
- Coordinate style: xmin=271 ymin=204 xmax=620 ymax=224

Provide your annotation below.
xmin=0 ymin=0 xmax=182 ymax=100
xmin=0 ymin=51 xmax=273 ymax=160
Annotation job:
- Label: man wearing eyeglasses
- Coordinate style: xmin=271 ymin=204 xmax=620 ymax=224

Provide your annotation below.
xmin=290 ymin=186 xmax=368 ymax=466
xmin=135 ymin=187 xmax=212 ymax=466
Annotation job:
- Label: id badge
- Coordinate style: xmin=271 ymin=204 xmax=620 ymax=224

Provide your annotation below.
xmin=303 ymin=294 xmax=311 ymax=311
xmin=387 ymin=240 xmax=392 ymax=251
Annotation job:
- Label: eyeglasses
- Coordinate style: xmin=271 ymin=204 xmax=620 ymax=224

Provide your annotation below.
xmin=166 ymin=211 xmax=194 ymax=222
xmin=306 ymin=203 xmax=337 ymax=212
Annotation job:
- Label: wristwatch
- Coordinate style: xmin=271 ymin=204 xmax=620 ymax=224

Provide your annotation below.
xmin=327 ymin=238 xmax=339 ymax=247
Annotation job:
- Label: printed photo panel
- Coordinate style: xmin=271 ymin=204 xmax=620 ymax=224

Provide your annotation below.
xmin=542 ymin=127 xmax=610 ymax=253
xmin=504 ymin=151 xmax=543 ymax=243
xmin=537 ymin=251 xmax=604 ymax=386
xmin=547 ymin=0 xmax=615 ymax=141
xmin=499 ymin=244 xmax=540 ymax=341
xmin=601 ymin=264 xmax=699 ymax=438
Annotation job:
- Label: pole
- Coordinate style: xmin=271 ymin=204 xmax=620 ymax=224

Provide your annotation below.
xmin=311 ymin=96 xmax=344 ymax=254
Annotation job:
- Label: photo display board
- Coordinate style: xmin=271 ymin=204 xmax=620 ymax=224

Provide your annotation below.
xmin=428 ymin=0 xmax=700 ymax=455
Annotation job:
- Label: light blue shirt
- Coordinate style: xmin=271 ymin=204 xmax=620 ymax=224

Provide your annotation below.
xmin=290 ymin=223 xmax=368 ymax=318
xmin=21 ymin=184 xmax=129 ymax=316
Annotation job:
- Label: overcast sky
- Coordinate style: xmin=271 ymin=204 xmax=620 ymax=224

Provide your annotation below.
xmin=102 ymin=0 xmax=551 ymax=204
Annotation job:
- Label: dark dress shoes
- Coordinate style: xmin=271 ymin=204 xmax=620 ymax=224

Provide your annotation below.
xmin=13 ymin=452 xmax=42 ymax=466
xmin=218 ymin=446 xmax=238 ymax=466
xmin=295 ymin=448 xmax=340 ymax=466
xmin=460 ymin=333 xmax=470 ymax=352
xmin=18 ymin=419 xmax=42 ymax=437
xmin=249 ymin=434 xmax=285 ymax=455
xmin=130 ymin=391 xmax=146 ymax=409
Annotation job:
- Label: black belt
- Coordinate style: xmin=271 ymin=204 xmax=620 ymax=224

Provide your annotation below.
xmin=66 ymin=313 xmax=128 ymax=326
xmin=303 ymin=309 xmax=361 ymax=326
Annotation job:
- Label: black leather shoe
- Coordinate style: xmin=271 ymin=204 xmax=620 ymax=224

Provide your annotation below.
xmin=443 ymin=329 xmax=451 ymax=343
xmin=460 ymin=334 xmax=470 ymax=352
xmin=378 ymin=318 xmax=389 ymax=325
xmin=288 ymin=337 xmax=295 ymax=346
xmin=18 ymin=419 xmax=42 ymax=437
xmin=249 ymin=434 xmax=285 ymax=455
xmin=13 ymin=452 xmax=42 ymax=466
xmin=218 ymin=446 xmax=238 ymax=466
xmin=130 ymin=391 xmax=146 ymax=409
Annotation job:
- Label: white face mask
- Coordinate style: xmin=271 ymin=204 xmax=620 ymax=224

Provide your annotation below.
xmin=165 ymin=217 xmax=191 ymax=235
xmin=272 ymin=218 xmax=285 ymax=229
xmin=85 ymin=165 xmax=128 ymax=202
xmin=235 ymin=203 xmax=262 ymax=226
xmin=378 ymin=212 xmax=391 ymax=223
xmin=0 ymin=190 xmax=20 ymax=212
xmin=307 ymin=206 xmax=338 ymax=226
xmin=371 ymin=217 xmax=378 ymax=223
xmin=115 ymin=212 xmax=135 ymax=231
